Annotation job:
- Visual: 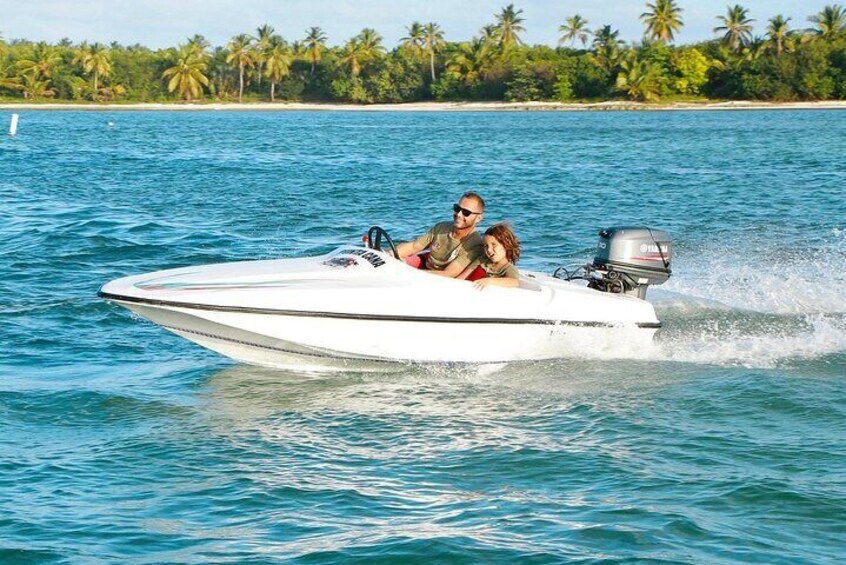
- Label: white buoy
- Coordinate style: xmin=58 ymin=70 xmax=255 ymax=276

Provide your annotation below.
xmin=9 ymin=113 xmax=19 ymax=137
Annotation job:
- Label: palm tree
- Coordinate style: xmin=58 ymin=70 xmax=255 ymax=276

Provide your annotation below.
xmin=264 ymin=43 xmax=292 ymax=101
xmin=616 ymin=51 xmax=663 ymax=101
xmin=767 ymin=15 xmax=791 ymax=56
xmin=591 ymin=25 xmax=624 ymax=74
xmin=206 ymin=46 xmax=231 ymax=98
xmin=15 ymin=43 xmax=60 ymax=98
xmin=559 ymin=15 xmax=591 ymax=47
xmin=185 ymin=34 xmax=210 ymax=59
xmin=593 ymin=25 xmax=623 ymax=50
xmin=16 ymin=42 xmax=60 ymax=82
xmin=401 ymin=22 xmax=425 ymax=59
xmin=495 ymin=4 xmax=526 ymax=49
xmin=352 ymin=28 xmax=385 ymax=73
xmin=808 ymin=4 xmax=846 ymax=39
xmin=254 ymin=24 xmax=276 ymax=87
xmin=446 ymin=39 xmax=489 ymax=85
xmin=290 ymin=40 xmax=305 ymax=58
xmin=357 ymin=28 xmax=384 ymax=57
xmin=226 ymin=33 xmax=254 ymax=102
xmin=303 ymin=27 xmax=327 ymax=75
xmin=338 ymin=38 xmax=367 ymax=77
xmin=422 ymin=23 xmax=446 ymax=81
xmin=641 ymin=0 xmax=684 ymax=43
xmin=741 ymin=36 xmax=768 ymax=62
xmin=162 ymin=45 xmax=209 ymax=101
xmin=256 ymin=25 xmax=275 ymax=47
xmin=183 ymin=35 xmax=211 ymax=97
xmin=714 ymin=5 xmax=755 ymax=52
xmin=479 ymin=24 xmax=500 ymax=45
xmin=73 ymin=42 xmax=112 ymax=98
xmin=19 ymin=73 xmax=55 ymax=99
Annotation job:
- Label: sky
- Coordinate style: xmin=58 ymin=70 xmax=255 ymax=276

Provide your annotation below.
xmin=0 ymin=1 xmax=837 ymax=49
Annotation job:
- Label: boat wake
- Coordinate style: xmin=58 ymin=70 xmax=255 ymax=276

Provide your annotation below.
xmin=654 ymin=305 xmax=845 ymax=369
xmin=647 ymin=231 xmax=846 ymax=369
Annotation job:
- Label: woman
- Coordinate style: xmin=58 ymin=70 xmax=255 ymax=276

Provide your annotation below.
xmin=460 ymin=223 xmax=521 ymax=289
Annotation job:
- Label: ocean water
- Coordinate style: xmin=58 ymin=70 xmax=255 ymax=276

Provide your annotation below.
xmin=1 ymin=109 xmax=845 ymax=564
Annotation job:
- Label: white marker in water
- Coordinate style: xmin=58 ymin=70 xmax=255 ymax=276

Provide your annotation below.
xmin=9 ymin=113 xmax=19 ymax=136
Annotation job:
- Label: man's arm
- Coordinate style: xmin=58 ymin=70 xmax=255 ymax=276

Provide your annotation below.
xmin=432 ymin=240 xmax=482 ymax=279
xmin=396 ymin=240 xmax=425 ymax=259
xmin=396 ymin=226 xmax=437 ymax=259
xmin=429 ymin=259 xmax=469 ymax=278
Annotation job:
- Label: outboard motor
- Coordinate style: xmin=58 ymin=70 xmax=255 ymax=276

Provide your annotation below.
xmin=588 ymin=226 xmax=672 ymax=298
xmin=556 ymin=227 xmax=672 ymax=299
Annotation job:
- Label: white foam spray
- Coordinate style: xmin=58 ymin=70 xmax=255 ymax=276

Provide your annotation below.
xmin=646 ymin=228 xmax=846 ymax=368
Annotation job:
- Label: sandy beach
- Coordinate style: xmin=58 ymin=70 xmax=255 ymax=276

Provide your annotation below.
xmin=1 ymin=100 xmax=846 ymax=112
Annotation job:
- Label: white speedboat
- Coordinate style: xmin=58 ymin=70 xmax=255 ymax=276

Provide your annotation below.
xmin=99 ymin=226 xmax=672 ymax=371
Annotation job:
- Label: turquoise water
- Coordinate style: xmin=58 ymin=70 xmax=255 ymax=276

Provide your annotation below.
xmin=1 ymin=109 xmax=845 ymax=563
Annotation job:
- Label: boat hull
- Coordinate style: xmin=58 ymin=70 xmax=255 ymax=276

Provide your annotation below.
xmin=111 ymin=295 xmax=658 ymax=371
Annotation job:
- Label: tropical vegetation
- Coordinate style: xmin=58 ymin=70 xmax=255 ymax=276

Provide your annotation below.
xmin=1 ymin=3 xmax=846 ymax=104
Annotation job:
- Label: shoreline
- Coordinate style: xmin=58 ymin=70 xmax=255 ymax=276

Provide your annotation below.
xmin=1 ymin=100 xmax=845 ymax=112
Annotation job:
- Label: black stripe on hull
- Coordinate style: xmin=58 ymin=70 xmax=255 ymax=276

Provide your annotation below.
xmin=99 ymin=290 xmax=663 ymax=329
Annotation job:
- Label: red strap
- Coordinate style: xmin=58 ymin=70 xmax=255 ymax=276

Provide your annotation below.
xmin=466 ymin=265 xmax=487 ymax=281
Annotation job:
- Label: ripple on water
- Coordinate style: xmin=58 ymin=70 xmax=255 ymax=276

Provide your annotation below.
xmin=1 ymin=110 xmax=845 ymax=563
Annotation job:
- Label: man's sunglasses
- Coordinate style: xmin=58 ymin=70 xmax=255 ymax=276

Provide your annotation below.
xmin=453 ymin=204 xmax=481 ymax=217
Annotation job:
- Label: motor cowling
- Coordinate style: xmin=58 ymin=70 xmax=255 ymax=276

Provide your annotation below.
xmin=587 ymin=226 xmax=672 ymax=299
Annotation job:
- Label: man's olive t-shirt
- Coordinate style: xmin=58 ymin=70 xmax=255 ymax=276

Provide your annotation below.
xmin=414 ymin=222 xmax=483 ymax=271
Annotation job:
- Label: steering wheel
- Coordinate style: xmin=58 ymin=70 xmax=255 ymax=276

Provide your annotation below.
xmin=366 ymin=226 xmax=400 ymax=260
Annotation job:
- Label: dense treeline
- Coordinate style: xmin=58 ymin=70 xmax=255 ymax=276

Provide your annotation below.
xmin=2 ymin=2 xmax=846 ymax=104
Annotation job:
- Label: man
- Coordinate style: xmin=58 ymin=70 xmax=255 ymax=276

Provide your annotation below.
xmin=395 ymin=192 xmax=485 ymax=278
